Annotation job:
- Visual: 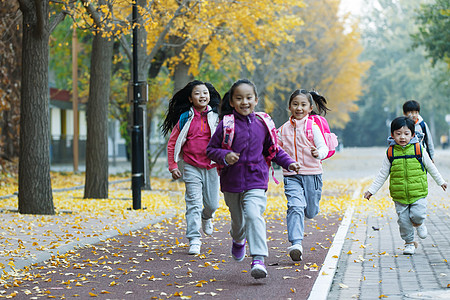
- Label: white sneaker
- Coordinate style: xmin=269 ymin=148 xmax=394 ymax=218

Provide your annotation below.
xmin=416 ymin=224 xmax=428 ymax=239
xmin=288 ymin=244 xmax=303 ymax=261
xmin=188 ymin=244 xmax=201 ymax=255
xmin=202 ymin=218 xmax=213 ymax=235
xmin=403 ymin=242 xmax=417 ymax=255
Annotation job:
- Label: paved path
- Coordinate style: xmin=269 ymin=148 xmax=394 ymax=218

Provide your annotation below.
xmin=0 ymin=147 xmax=449 ymax=299
xmin=0 ymin=214 xmax=340 ymax=299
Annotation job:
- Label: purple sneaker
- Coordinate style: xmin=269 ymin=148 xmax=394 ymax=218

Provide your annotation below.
xmin=250 ymin=260 xmax=267 ymax=279
xmin=231 ymin=239 xmax=246 ymax=261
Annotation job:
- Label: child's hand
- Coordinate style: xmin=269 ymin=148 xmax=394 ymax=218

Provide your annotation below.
xmin=364 ymin=191 xmax=372 ymax=200
xmin=310 ymin=146 xmax=319 ymax=158
xmin=225 ymin=152 xmax=240 ymax=165
xmin=442 ymin=182 xmax=448 ymax=191
xmin=288 ymin=162 xmax=301 ymax=173
xmin=170 ymin=168 xmax=182 ymax=180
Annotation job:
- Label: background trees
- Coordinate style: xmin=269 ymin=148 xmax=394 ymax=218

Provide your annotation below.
xmin=342 ymin=0 xmax=450 ymax=147
xmin=242 ymin=0 xmax=370 ymax=129
xmin=6 ymin=0 xmax=447 ymax=213
xmin=412 ymin=0 xmax=450 ymax=67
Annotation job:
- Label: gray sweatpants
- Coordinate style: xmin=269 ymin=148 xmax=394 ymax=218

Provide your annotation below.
xmin=182 ymin=163 xmax=220 ymax=245
xmin=394 ymin=197 xmax=427 ymax=243
xmin=223 ymin=189 xmax=268 ymax=257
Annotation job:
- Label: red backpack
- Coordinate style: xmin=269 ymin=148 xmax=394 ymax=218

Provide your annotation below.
xmin=305 ymin=114 xmax=338 ymax=160
xmin=221 ymin=112 xmax=281 ymax=183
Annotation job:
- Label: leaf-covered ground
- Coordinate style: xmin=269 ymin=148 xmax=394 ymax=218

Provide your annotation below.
xmin=1 ymin=148 xmax=447 ymax=298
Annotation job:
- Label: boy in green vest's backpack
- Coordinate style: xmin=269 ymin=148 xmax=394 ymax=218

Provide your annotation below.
xmin=364 ymin=116 xmax=447 ymax=255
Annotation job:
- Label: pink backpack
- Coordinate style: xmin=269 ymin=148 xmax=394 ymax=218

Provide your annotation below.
xmin=305 ymin=114 xmax=338 ymax=160
xmin=222 ymin=112 xmax=280 ymax=183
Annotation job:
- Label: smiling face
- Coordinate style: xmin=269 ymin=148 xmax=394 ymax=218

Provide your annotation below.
xmin=392 ymin=126 xmax=414 ymax=146
xmin=229 ymin=83 xmax=258 ymax=116
xmin=289 ymin=94 xmax=313 ymax=120
xmin=189 ymin=84 xmax=210 ymax=112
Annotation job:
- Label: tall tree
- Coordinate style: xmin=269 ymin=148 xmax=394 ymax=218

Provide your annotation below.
xmin=81 ymin=0 xmax=114 ymax=199
xmin=17 ymin=0 xmax=65 ymax=214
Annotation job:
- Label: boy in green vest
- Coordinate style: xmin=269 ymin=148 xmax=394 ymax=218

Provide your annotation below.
xmin=364 ymin=116 xmax=447 ymax=255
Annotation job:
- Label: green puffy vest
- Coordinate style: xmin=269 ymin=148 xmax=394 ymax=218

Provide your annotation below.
xmin=388 ymin=143 xmax=428 ymax=204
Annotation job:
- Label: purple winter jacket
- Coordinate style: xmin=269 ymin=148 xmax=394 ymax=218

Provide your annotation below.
xmin=206 ymin=110 xmax=296 ymax=193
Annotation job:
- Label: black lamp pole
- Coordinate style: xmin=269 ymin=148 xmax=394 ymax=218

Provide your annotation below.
xmin=131 ymin=2 xmax=143 ymax=209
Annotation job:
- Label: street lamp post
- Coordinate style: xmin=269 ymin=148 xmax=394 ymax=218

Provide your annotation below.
xmin=130 ymin=2 xmax=147 ymax=210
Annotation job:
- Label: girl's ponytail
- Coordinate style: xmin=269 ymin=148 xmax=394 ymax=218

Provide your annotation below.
xmin=205 ymin=82 xmax=221 ymax=113
xmin=309 ymin=90 xmax=330 ymax=116
xmin=219 ymin=91 xmax=233 ymax=119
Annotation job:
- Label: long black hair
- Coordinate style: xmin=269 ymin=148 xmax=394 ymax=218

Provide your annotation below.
xmin=161 ymin=80 xmax=221 ymax=136
xmin=219 ymin=79 xmax=258 ymax=119
xmin=288 ymin=89 xmax=330 ymax=116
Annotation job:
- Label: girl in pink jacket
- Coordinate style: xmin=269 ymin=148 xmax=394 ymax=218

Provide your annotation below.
xmin=277 ymin=89 xmax=330 ymax=262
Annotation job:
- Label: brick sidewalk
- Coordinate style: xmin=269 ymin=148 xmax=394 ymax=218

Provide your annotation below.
xmin=327 ymin=182 xmax=450 ymax=299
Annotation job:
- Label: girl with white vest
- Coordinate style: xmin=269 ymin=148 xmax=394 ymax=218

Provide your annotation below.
xmin=278 ymin=89 xmax=330 ymax=262
xmin=162 ymin=80 xmax=221 ymax=255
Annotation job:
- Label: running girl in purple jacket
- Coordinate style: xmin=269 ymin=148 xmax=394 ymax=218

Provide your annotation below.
xmin=207 ymin=79 xmax=300 ymax=279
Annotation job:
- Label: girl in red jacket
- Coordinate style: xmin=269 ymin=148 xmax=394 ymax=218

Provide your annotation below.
xmin=161 ymin=80 xmax=221 ymax=255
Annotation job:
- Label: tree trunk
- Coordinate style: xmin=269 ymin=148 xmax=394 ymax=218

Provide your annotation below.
xmin=83 ymin=34 xmax=113 ymax=199
xmin=173 ymin=61 xmax=193 ymax=93
xmin=18 ymin=0 xmax=54 ymax=214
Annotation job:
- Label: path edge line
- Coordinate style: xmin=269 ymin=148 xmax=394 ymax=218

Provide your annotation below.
xmin=307 ymin=205 xmax=354 ymax=300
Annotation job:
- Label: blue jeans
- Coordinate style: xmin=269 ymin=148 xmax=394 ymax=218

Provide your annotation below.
xmin=284 ymin=174 xmax=323 ymax=245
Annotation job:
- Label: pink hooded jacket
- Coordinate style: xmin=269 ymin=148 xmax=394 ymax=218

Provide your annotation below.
xmin=278 ymin=115 xmax=328 ymax=175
